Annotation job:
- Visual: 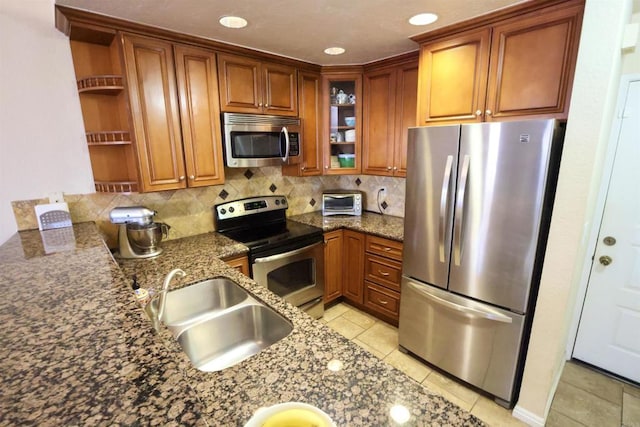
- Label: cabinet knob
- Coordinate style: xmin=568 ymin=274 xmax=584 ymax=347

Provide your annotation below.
xmin=475 ymin=110 xmax=482 ymax=116
xmin=301 ymin=166 xmax=306 ymax=171
xmin=393 ymin=166 xmax=397 ymax=171
xmin=179 ymin=176 xmax=185 ymax=181
xmin=258 ymin=102 xmax=263 ymax=107
xmin=189 ymin=175 xmax=195 ymax=180
xmin=387 ymin=166 xmax=392 ymax=170
xmin=325 ymin=165 xmax=329 ymax=169
xmin=265 ymin=103 xmax=269 ymax=108
xmin=485 ymin=109 xmax=492 ymax=116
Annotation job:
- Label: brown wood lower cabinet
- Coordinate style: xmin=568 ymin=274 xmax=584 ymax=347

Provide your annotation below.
xmin=323 ymin=230 xmax=343 ymax=303
xmin=222 ymin=254 xmax=249 ymax=276
xmin=342 ymin=230 xmax=365 ymax=304
xmin=363 ymin=235 xmax=403 ymax=324
xmin=323 ymin=229 xmax=403 ymax=325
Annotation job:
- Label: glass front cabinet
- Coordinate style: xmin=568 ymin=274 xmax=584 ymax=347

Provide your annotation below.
xmin=323 ymin=74 xmax=362 ymax=174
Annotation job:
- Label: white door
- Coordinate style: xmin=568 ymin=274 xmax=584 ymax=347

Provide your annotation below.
xmin=573 ymin=78 xmax=640 ymax=382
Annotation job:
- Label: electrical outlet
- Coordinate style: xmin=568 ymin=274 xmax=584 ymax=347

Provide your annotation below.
xmin=48 ymin=192 xmax=64 ymax=204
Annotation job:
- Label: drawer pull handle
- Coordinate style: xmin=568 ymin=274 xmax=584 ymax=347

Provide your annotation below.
xmin=378 ymin=299 xmax=388 ymax=305
xmin=383 ymin=247 xmax=392 ymax=251
xmin=378 ymin=270 xmax=390 ymax=277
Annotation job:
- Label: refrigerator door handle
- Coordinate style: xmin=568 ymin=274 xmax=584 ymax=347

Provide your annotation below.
xmin=408 ymin=282 xmax=513 ymax=323
xmin=439 ymin=155 xmax=454 ymax=262
xmin=454 ymin=155 xmax=470 ymax=266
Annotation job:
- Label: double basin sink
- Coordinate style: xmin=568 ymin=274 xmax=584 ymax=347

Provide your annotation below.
xmin=152 ymin=278 xmax=293 ymax=372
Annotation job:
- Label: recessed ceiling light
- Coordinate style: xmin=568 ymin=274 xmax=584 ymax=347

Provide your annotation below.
xmin=324 ymin=47 xmax=346 ymax=55
xmin=409 ymin=13 xmax=439 ymax=26
xmin=219 ymin=16 xmax=248 ymax=29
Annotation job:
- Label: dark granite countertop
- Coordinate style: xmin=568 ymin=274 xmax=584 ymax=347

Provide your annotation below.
xmin=289 ymin=211 xmax=404 ymax=241
xmin=0 ymin=222 xmax=483 ymax=426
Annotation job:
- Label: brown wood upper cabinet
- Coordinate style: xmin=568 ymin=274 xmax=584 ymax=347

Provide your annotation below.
xmin=122 ymin=34 xmax=225 ymax=191
xmin=362 ymin=59 xmax=418 ymax=177
xmin=217 ymin=53 xmax=298 ymax=116
xmin=416 ymin=1 xmax=583 ymax=125
xmin=282 ymin=71 xmax=323 ymax=177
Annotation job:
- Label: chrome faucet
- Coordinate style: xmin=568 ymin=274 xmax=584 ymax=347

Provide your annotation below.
xmin=156 ymin=268 xmax=186 ymax=321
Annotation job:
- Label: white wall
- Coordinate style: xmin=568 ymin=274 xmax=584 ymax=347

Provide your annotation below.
xmin=0 ymin=0 xmax=94 ymax=244
xmin=514 ymin=0 xmax=635 ymax=424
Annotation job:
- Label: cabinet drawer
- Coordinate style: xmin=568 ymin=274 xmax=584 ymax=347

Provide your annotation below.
xmin=365 ymin=235 xmax=403 ymax=261
xmin=365 ymin=253 xmax=401 ymax=291
xmin=365 ymin=281 xmax=400 ymax=320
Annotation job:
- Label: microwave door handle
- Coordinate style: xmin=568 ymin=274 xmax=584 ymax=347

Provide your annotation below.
xmin=280 ymin=126 xmax=290 ymax=161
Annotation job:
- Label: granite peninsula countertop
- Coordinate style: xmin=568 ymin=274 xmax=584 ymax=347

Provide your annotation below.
xmin=0 ymin=221 xmax=483 ymax=426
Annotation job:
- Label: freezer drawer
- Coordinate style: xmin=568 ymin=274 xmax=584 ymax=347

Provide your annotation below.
xmin=398 ymin=277 xmax=525 ymax=403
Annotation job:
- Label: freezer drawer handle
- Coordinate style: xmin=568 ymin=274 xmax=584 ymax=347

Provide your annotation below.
xmin=408 ymin=282 xmax=512 ymax=323
xmin=454 ymin=155 xmax=470 ymax=266
xmin=439 ymin=155 xmax=454 ymax=263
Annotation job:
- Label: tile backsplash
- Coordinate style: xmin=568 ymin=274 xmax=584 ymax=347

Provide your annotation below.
xmin=12 ymin=167 xmax=405 ymax=248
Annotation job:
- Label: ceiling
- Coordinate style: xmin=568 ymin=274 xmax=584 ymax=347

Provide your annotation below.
xmin=55 ymin=0 xmax=526 ymax=65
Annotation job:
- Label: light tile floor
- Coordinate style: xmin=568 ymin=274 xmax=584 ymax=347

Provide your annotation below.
xmin=322 ymin=302 xmax=640 ymax=427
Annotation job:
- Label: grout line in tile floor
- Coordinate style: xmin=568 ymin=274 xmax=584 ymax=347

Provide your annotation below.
xmin=322 ymin=302 xmax=640 ymax=427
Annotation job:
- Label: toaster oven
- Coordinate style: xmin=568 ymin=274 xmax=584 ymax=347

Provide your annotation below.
xmin=322 ymin=190 xmax=363 ymax=216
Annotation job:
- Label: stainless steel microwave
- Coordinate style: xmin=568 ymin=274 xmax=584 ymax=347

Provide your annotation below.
xmin=222 ymin=112 xmax=301 ymax=167
xmin=322 ymin=190 xmax=363 ymax=216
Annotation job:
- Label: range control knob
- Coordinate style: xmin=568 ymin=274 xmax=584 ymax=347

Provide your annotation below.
xmin=228 ymin=206 xmax=235 ymax=213
xmin=281 ymin=198 xmax=286 ymax=205
xmin=275 ymin=199 xmax=280 ymax=205
xmin=220 ymin=208 xmax=226 ymax=215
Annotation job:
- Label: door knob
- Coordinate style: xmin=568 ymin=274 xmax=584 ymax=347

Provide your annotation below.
xmin=599 ymin=255 xmax=612 ymax=266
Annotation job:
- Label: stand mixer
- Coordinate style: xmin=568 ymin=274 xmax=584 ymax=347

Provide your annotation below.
xmin=109 ymin=206 xmax=170 ymax=259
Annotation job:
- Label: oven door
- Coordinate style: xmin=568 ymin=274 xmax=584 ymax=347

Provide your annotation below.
xmin=251 ymin=241 xmax=324 ymax=308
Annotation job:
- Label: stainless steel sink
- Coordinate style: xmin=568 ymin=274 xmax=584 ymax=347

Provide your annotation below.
xmin=154 ymin=278 xmax=249 ymax=330
xmin=176 ymin=304 xmax=293 ymax=372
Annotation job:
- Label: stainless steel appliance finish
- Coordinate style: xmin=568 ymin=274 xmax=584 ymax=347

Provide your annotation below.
xmin=215 ymin=196 xmax=325 ymax=318
xmin=399 ymin=119 xmax=563 ymax=407
xmin=222 ymin=112 xmax=301 ymax=167
xmin=252 ymin=240 xmax=325 ymax=311
xmin=109 ymin=206 xmax=169 ymax=259
xmin=322 ymin=190 xmax=363 ymax=216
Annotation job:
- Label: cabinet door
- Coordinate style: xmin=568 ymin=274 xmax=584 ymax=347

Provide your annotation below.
xmin=323 ymin=74 xmax=363 ymax=175
xmin=284 ymin=71 xmax=322 ymax=176
xmin=393 ymin=61 xmax=418 ymax=177
xmin=417 ymin=28 xmax=491 ymax=125
xmin=223 ymin=254 xmax=250 ymax=276
xmin=263 ymin=62 xmax=298 ymax=116
xmin=485 ymin=3 xmax=583 ymax=120
xmin=174 ymin=45 xmax=225 ymax=187
xmin=217 ymin=53 xmax=262 ymax=113
xmin=323 ymin=230 xmax=343 ymax=303
xmin=362 ymin=68 xmax=396 ymax=176
xmin=122 ymin=34 xmax=186 ymax=192
xmin=342 ymin=230 xmax=365 ymax=304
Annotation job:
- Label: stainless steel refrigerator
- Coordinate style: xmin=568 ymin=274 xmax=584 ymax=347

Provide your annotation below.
xmin=398 ymin=119 xmax=564 ymax=407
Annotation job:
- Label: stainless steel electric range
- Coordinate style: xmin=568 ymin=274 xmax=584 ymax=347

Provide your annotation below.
xmin=214 ymin=195 xmax=325 ymax=318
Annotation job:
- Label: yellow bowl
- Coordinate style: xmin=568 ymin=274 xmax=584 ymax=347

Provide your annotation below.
xmin=245 ymin=402 xmax=335 ymax=427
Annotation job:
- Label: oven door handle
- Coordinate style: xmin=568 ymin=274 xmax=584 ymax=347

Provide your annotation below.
xmin=253 ymin=241 xmax=322 ymax=264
